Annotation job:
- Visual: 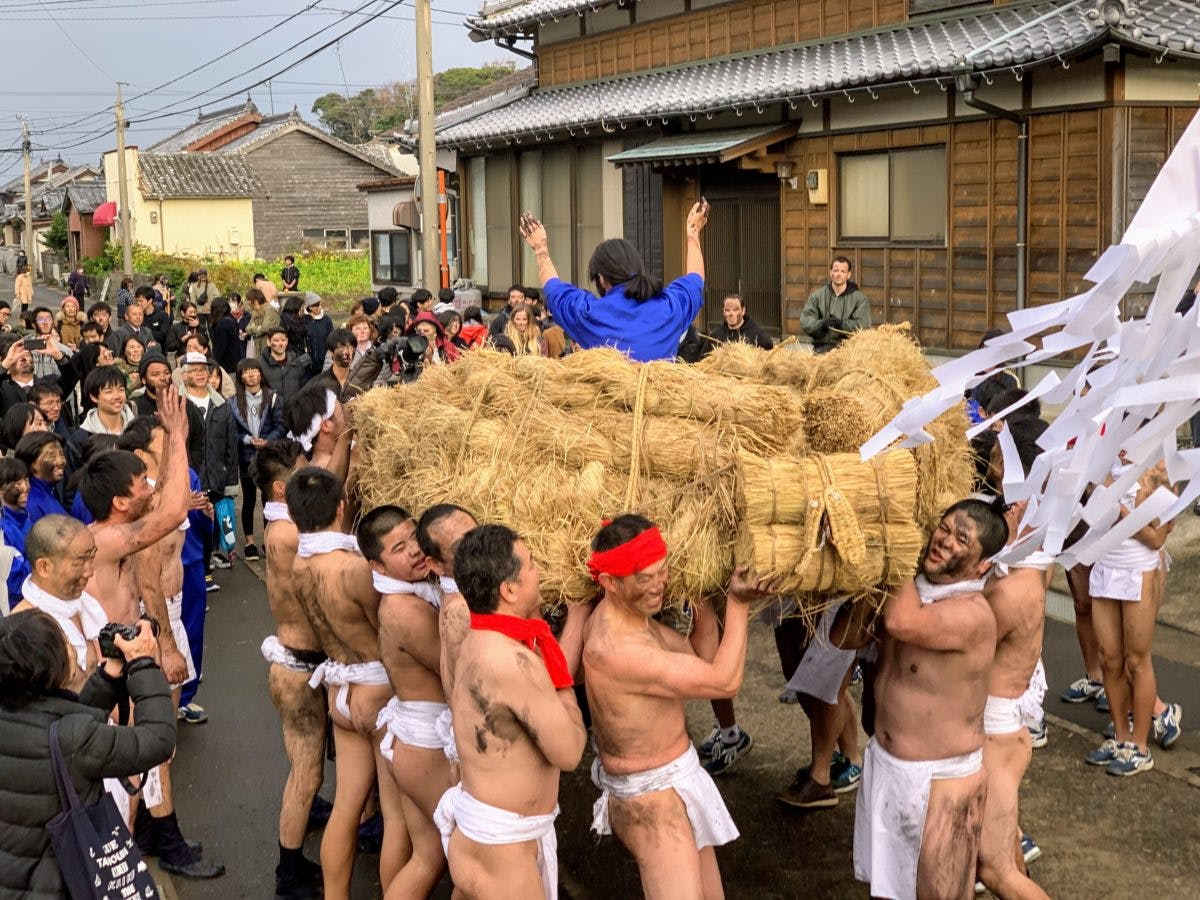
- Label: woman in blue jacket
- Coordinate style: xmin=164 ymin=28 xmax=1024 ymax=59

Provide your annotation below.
xmin=229 ymin=359 xmax=285 ymax=560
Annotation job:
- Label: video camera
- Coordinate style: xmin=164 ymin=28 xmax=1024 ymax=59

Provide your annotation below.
xmin=375 ymin=333 xmax=429 ymax=384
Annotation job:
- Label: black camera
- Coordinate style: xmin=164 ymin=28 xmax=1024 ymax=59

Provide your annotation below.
xmin=97 ymin=615 xmax=160 ymax=660
xmin=376 ymin=334 xmax=429 ymax=384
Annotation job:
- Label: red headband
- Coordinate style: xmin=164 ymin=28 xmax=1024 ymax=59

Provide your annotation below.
xmin=587 ymin=525 xmax=668 ymax=583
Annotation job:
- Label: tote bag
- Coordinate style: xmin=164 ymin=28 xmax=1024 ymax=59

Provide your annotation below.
xmin=45 ymin=720 xmax=158 ymax=900
xmin=214 ymin=496 xmax=237 ymax=555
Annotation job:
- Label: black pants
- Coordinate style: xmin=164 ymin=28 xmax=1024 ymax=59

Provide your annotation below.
xmin=239 ymin=460 xmax=259 ymax=542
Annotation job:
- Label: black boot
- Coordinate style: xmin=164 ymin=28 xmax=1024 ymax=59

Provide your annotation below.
xmin=154 ymin=813 xmax=226 ymax=879
xmin=306 ymin=794 xmax=332 ymax=832
xmin=275 ymin=844 xmax=321 ymax=899
xmin=134 ymin=804 xmax=155 ymax=855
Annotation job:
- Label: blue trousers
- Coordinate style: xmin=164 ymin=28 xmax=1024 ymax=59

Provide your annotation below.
xmin=179 ymin=561 xmax=207 ymax=707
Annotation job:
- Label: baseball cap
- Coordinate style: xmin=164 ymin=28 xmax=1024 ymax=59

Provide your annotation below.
xmin=183 ymin=351 xmax=208 ymax=366
xmin=304 ymin=292 xmax=323 ymax=309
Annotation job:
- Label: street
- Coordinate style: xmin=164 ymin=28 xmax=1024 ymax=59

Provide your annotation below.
xmin=166 ymin=559 xmax=1200 ymax=899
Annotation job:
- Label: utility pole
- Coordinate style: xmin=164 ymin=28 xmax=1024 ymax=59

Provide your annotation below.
xmin=21 ymin=119 xmax=35 ymax=279
xmin=114 ymin=83 xmax=133 ymax=279
xmin=415 ymin=0 xmax=439 ymax=290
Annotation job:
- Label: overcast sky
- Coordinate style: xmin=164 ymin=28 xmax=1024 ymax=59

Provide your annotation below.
xmin=0 ymin=0 xmax=504 ymax=176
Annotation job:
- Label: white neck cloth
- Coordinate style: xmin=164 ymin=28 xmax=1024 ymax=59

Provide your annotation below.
xmin=372 ymin=572 xmax=441 ymax=608
xmin=263 ymin=501 xmax=292 ymax=524
xmin=23 ymin=577 xmax=107 ymax=670
xmin=288 ymin=389 xmax=336 ymax=452
xmin=914 ymin=574 xmax=987 ymax=606
xmin=439 ymin=576 xmax=459 ymax=595
xmin=297 ymin=531 xmax=360 ymax=558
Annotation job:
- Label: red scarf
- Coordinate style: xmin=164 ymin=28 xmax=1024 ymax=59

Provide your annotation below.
xmin=586 ymin=525 xmax=668 ymax=583
xmin=470 ymin=613 xmax=574 ymax=689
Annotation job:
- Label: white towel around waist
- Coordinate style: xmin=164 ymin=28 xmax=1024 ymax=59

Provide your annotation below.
xmin=376 ymin=697 xmax=448 ymax=761
xmin=1017 ymin=659 xmax=1047 ymax=728
xmin=983 ymin=695 xmax=1024 ymax=736
xmin=436 ymin=707 xmax=459 ymax=764
xmin=308 ymin=658 xmax=388 ymax=719
xmin=261 ymin=635 xmax=323 ymax=673
xmin=434 ymin=784 xmax=559 ymax=900
xmin=590 ymin=745 xmax=739 ymax=850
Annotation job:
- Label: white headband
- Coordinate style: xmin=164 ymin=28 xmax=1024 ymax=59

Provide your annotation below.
xmin=288 ymin=389 xmax=337 ymax=452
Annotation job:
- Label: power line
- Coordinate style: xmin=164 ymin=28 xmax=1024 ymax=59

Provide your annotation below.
xmin=37 ymin=0 xmax=116 ymax=82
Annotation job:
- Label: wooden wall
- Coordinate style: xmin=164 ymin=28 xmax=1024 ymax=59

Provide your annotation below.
xmin=538 ymin=0 xmax=906 ymax=87
xmin=781 ymin=110 xmax=1112 ymax=349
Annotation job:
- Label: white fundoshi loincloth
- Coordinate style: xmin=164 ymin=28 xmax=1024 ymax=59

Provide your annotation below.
xmin=983 ymin=695 xmax=1024 ymax=735
xmin=308 ymin=658 xmax=388 ymax=720
xmin=854 ymin=738 xmax=983 ymax=900
xmin=164 ymin=592 xmax=195 ymax=688
xmin=260 ymin=635 xmax=323 ymax=673
xmin=436 ymin=707 xmax=459 ymax=764
xmin=1017 ymin=659 xmax=1047 ymax=729
xmin=434 ymin=784 xmax=559 ymax=900
xmin=590 ymin=745 xmax=739 ymax=850
xmin=786 ymin=602 xmax=855 ymax=705
xmin=376 ymin=697 xmax=448 ymax=761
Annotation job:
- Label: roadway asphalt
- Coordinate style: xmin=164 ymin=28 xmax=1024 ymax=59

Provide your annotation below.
xmin=166 ymin=559 xmax=1200 ymax=899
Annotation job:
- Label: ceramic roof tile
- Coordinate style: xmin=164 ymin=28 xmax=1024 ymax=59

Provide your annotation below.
xmin=147 ymin=101 xmax=260 ymax=152
xmin=64 ymin=183 xmax=109 ymax=214
xmin=137 ymin=152 xmax=262 ymax=199
xmin=467 ymin=0 xmax=626 ymax=36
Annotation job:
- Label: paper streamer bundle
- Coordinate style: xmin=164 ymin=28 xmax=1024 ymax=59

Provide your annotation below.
xmin=352 ymin=331 xmax=973 ymax=609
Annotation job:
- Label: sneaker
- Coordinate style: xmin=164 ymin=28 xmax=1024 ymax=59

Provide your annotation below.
xmin=1028 ymin=719 xmax=1048 ymax=749
xmin=243 ymin=543 xmax=261 ymax=561
xmin=177 ymin=703 xmax=208 ymax=724
xmin=1096 ymin=689 xmax=1110 ymax=714
xmin=1021 ymin=833 xmax=1042 ymax=865
xmin=209 ymin=553 xmax=232 ymax=570
xmin=850 ymin=664 xmax=863 ymax=686
xmin=1061 ymin=676 xmax=1104 ymax=703
xmin=1085 ymin=738 xmax=1122 ymax=766
xmin=205 ymin=579 xmax=220 ymax=593
xmin=307 ymin=795 xmax=333 ymax=832
xmin=1103 ymin=713 xmax=1133 ymax=741
xmin=703 ymin=728 xmax=753 ymax=775
xmin=1105 ymin=742 xmax=1154 ymax=777
xmin=1154 ymin=702 xmax=1183 ymax=749
xmin=831 ymin=760 xmax=863 ymax=793
xmin=697 ymin=724 xmax=722 ymax=759
xmin=778 ymin=688 xmax=801 ymax=704
xmin=776 ymin=774 xmax=838 ymax=809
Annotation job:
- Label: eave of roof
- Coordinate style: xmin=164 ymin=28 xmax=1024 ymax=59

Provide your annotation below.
xmin=467 ymin=0 xmax=629 ymax=38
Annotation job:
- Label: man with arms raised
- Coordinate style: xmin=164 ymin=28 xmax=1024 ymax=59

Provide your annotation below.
xmin=287 ymin=466 xmax=403 ymax=899
xmin=252 ymin=439 xmax=326 ymax=899
xmin=360 ymin=505 xmax=452 ymax=898
xmin=437 ymin=524 xmax=586 ymax=900
xmin=582 ymin=514 xmax=774 ymax=899
xmin=851 ymin=499 xmax=1006 ymax=900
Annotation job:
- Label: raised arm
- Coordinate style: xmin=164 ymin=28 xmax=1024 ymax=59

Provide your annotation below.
xmin=883 ymin=578 xmax=995 ymax=651
xmin=519 ymin=212 xmax=559 ymax=287
xmin=135 ymin=543 xmax=188 ymax=685
xmin=684 ymin=199 xmax=709 ymax=279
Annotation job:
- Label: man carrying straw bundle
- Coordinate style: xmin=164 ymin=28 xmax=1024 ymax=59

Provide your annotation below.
xmin=519 ymin=200 xmax=711 ymax=362
xmin=582 ymin=514 xmax=776 ymax=899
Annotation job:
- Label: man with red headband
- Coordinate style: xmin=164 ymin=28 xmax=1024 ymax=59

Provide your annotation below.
xmin=435 ymin=523 xmax=586 ymax=900
xmin=581 ymin=514 xmax=776 ymax=899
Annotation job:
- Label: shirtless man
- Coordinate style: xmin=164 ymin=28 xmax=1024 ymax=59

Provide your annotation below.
xmin=359 ymin=505 xmax=453 ymax=898
xmin=437 ymin=523 xmax=587 ymax=900
xmin=252 ymin=439 xmax=326 ymax=899
xmin=851 ymin=499 xmax=1007 ymax=900
xmin=977 ymin=429 xmax=1052 ymax=899
xmin=283 ymin=378 xmax=352 ymax=475
xmin=581 ymin=514 xmax=774 ymax=900
xmin=287 ymin=466 xmax=403 ymax=899
xmin=13 ymin=515 xmax=102 ymax=692
xmin=415 ymin=503 xmax=477 ymax=699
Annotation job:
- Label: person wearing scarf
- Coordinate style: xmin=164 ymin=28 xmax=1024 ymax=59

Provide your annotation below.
xmin=580 ymin=514 xmax=775 ymax=900
xmin=846 ymin=499 xmax=1008 ymax=900
xmin=434 ymin=524 xmax=586 ymax=900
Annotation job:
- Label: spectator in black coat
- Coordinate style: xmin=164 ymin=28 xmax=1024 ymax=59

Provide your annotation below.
xmin=208 ymin=297 xmax=243 ymax=375
xmin=700 ymin=294 xmax=775 ymax=356
xmin=259 ymin=327 xmax=310 ymax=408
xmin=164 ymin=302 xmax=209 ymax=356
xmin=229 ymin=359 xmax=285 ymax=558
xmin=304 ymin=293 xmax=333 ymax=377
xmin=130 ymin=354 xmax=206 ymax=474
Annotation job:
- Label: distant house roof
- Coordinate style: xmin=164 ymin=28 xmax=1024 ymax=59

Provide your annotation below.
xmin=441 ymin=0 xmax=1191 ymax=148
xmin=63 ymin=183 xmax=109 ymax=215
xmin=467 ymin=0 xmax=628 ymax=37
xmin=390 ymin=67 xmax=536 ymax=146
xmin=45 ymin=164 xmax=101 ymax=188
xmin=138 ymin=152 xmax=263 ymax=199
xmin=147 ymin=101 xmax=263 ymax=153
xmin=0 ymin=158 xmax=66 ymax=195
xmin=217 ymin=114 xmax=401 ymax=174
xmin=356 ymin=176 xmax=417 ymax=191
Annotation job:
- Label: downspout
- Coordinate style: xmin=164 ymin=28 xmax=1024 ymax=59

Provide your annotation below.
xmin=957 ymin=74 xmax=1027 ymax=314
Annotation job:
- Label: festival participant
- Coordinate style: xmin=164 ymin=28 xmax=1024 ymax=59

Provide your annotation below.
xmin=850 ymin=499 xmax=1007 ymax=900
xmin=359 ymin=505 xmax=453 ymax=898
xmin=287 ymin=466 xmax=405 ymax=899
xmin=10 ymin=515 xmax=102 ymax=691
xmin=977 ymin=425 xmax=1052 ymax=899
xmin=0 ymin=457 xmax=31 ymax=606
xmin=520 ymin=201 xmax=710 ymax=362
xmin=581 ymin=514 xmax=774 ymax=899
xmin=13 ymin=431 xmax=67 ymax=525
xmin=75 ymin=389 xmax=224 ymax=879
xmin=436 ymin=523 xmax=586 ymax=900
xmin=251 ymin=440 xmax=327 ymax=899
xmin=283 ymin=380 xmax=351 ymax=477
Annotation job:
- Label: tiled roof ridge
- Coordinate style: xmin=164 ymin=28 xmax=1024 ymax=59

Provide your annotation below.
xmin=468 ymin=0 xmax=629 ymax=35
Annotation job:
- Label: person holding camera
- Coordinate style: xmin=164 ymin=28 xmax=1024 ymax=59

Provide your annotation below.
xmin=800 ymin=257 xmax=872 ymax=354
xmin=0 ymin=606 xmax=175 ymax=898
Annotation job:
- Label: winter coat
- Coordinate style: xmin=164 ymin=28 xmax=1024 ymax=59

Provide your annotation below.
xmin=53 ymin=311 xmax=86 ymax=348
xmin=245 ymin=304 xmax=281 ymax=355
xmin=164 ymin=320 xmax=209 ymax=356
xmin=144 ymin=308 xmax=171 ymax=347
xmin=280 ymin=311 xmax=310 ymax=358
xmin=306 ymin=315 xmax=333 ymax=378
xmin=800 ymin=281 xmax=872 ymax=353
xmin=184 ymin=388 xmax=239 ymax=495
xmin=229 ymin=390 xmax=286 ymax=464
xmin=211 ymin=315 xmax=243 ymax=375
xmin=106 ymin=323 xmax=156 ymax=357
xmin=130 ymin=388 xmax=206 ymax=474
xmin=0 ymin=665 xmax=175 ymax=899
xmin=188 ymin=282 xmax=220 ymax=316
xmin=260 ymin=350 xmax=310 ymax=408
xmin=702 ymin=316 xmax=775 ymax=353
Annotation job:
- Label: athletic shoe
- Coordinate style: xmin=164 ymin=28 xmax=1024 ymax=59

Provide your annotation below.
xmin=1085 ymin=738 xmax=1122 ymax=766
xmin=975 ymin=881 xmax=986 ymax=895
xmin=778 ymin=688 xmax=801 ymax=704
xmin=776 ymin=774 xmax=837 ymax=809
xmin=209 ymin=553 xmax=232 ymax=570
xmin=1028 ymin=719 xmax=1048 ymax=749
xmin=243 ymin=543 xmax=261 ymax=561
xmin=831 ymin=760 xmax=863 ymax=793
xmin=697 ymin=724 xmax=722 ymax=759
xmin=1153 ymin=702 xmax=1183 ymax=749
xmin=205 ymin=579 xmax=220 ymax=593
xmin=703 ymin=728 xmax=753 ymax=775
xmin=1106 ymin=742 xmax=1154 ymax=777
xmin=177 ymin=703 xmax=208 ymax=724
xmin=1096 ymin=689 xmax=1110 ymax=714
xmin=850 ymin=664 xmax=863 ymax=686
xmin=1021 ymin=833 xmax=1042 ymax=865
xmin=1103 ymin=713 xmax=1133 ymax=741
xmin=1061 ymin=676 xmax=1104 ymax=703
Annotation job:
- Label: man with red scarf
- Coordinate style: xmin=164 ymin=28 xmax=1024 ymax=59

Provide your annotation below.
xmin=435 ymin=523 xmax=586 ymax=900
xmin=581 ymin=514 xmax=776 ymax=900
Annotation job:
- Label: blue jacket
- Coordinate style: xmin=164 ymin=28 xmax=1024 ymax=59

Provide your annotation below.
xmin=26 ymin=478 xmax=66 ymax=526
xmin=542 ymin=273 xmax=704 ymax=363
xmin=2 ymin=506 xmax=30 ymax=606
xmin=70 ymin=492 xmax=92 ymax=526
xmin=183 ymin=469 xmax=211 ymax=566
xmin=229 ymin=391 xmax=286 ymax=465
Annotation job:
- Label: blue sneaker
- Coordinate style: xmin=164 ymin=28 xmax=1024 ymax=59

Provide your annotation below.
xmin=1096 ymin=689 xmax=1110 ymax=714
xmin=1105 ymin=742 xmax=1154 ymax=777
xmin=831 ymin=759 xmax=862 ymax=793
xmin=1061 ymin=676 xmax=1104 ymax=704
xmin=176 ymin=703 xmax=208 ymax=724
xmin=1028 ymin=719 xmax=1047 ymax=749
xmin=1103 ymin=713 xmax=1133 ymax=741
xmin=1154 ymin=703 xmax=1183 ymax=749
xmin=1021 ymin=833 xmax=1042 ymax=865
xmin=1085 ymin=738 xmax=1122 ymax=766
xmin=697 ymin=725 xmax=722 ymax=759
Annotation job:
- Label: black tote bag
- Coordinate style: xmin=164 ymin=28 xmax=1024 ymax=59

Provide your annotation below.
xmin=45 ymin=720 xmax=158 ymax=900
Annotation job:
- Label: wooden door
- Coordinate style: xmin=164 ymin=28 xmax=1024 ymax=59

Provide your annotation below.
xmin=700 ymin=173 xmax=781 ymax=333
